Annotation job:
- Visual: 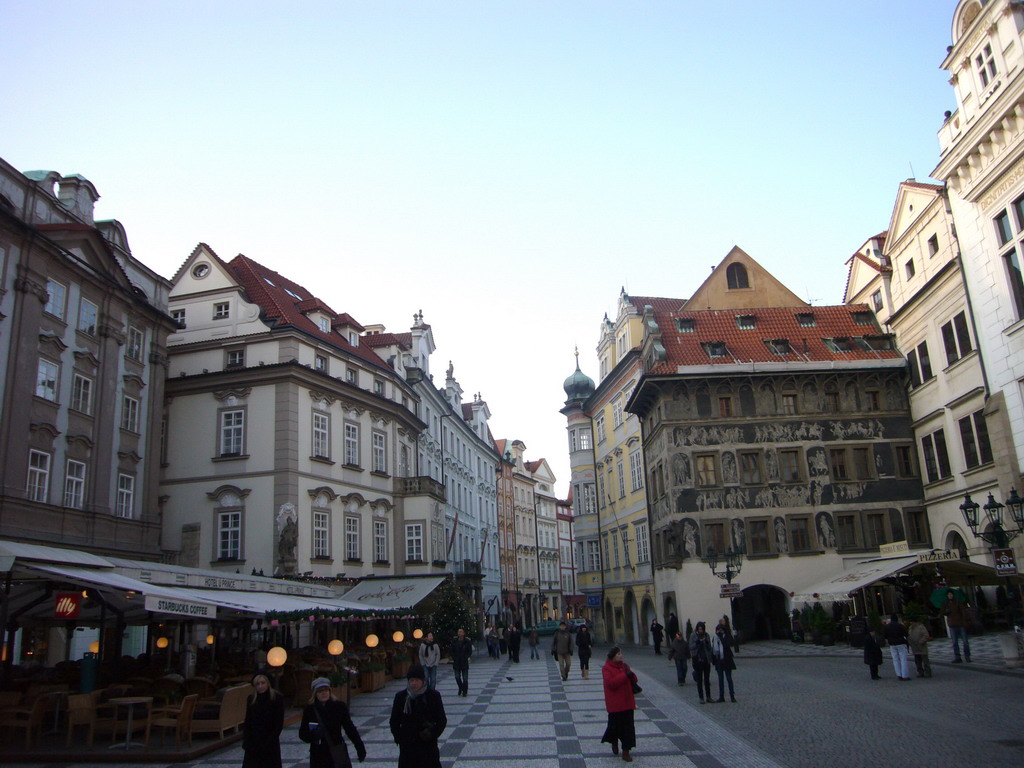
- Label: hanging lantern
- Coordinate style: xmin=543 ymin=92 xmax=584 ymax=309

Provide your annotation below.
xmin=270 ymin=619 xmax=279 ymax=627
xmin=332 ymin=617 xmax=341 ymax=623
xmin=392 ymin=631 xmax=404 ymax=643
xmin=155 ymin=637 xmax=169 ymax=649
xmin=267 ymin=646 xmax=288 ymax=667
xmin=88 ymin=641 xmax=100 ymax=654
xmin=328 ymin=639 xmax=344 ymax=656
xmin=365 ymin=633 xmax=379 ymax=648
xmin=206 ymin=634 xmax=216 ymax=645
xmin=413 ymin=628 xmax=423 ymax=640
xmin=308 ymin=615 xmax=315 ymax=622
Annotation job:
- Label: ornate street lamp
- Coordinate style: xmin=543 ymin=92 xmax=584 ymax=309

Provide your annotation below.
xmin=704 ymin=545 xmax=742 ymax=584
xmin=960 ymin=489 xmax=1024 ymax=628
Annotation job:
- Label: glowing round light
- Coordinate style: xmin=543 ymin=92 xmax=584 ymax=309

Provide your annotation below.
xmin=206 ymin=634 xmax=215 ymax=645
xmin=412 ymin=628 xmax=423 ymax=640
xmin=267 ymin=646 xmax=288 ymax=667
xmin=328 ymin=639 xmax=344 ymax=656
xmin=365 ymin=633 xmax=379 ymax=648
xmin=156 ymin=637 xmax=170 ymax=649
xmin=269 ymin=619 xmax=279 ymax=627
xmin=392 ymin=631 xmax=404 ymax=643
xmin=88 ymin=641 xmax=100 ymax=654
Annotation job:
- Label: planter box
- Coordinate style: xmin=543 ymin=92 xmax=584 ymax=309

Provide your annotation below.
xmin=331 ymin=685 xmax=351 ymax=705
xmin=360 ymin=670 xmax=387 ymax=693
xmin=392 ymin=659 xmax=411 ymax=679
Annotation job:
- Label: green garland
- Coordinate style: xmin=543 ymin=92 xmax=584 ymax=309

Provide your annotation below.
xmin=264 ymin=608 xmax=417 ymax=622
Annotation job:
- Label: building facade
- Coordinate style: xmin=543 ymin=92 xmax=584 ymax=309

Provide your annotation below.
xmin=0 ymin=161 xmax=175 ymax=557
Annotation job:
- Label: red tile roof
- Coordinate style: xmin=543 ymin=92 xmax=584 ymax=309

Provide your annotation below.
xmin=647 ymin=304 xmax=901 ymax=374
xmin=333 ymin=313 xmax=365 ymax=332
xmin=625 ymin=294 xmax=687 ymax=313
xmin=901 ymin=180 xmax=943 ymax=192
xmin=362 ymin=332 xmax=411 ymax=350
xmin=226 ymin=254 xmax=391 ymax=371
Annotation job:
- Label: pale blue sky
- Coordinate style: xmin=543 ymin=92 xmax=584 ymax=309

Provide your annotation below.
xmin=3 ymin=1 xmax=959 ymax=494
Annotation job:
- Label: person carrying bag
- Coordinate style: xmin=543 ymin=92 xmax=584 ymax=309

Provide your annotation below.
xmin=299 ymin=677 xmax=366 ymax=768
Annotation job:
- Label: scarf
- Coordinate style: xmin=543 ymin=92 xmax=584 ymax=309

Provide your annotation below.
xmin=403 ymin=683 xmax=426 ymax=715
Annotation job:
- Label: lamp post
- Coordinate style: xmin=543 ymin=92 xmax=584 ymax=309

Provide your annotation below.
xmin=704 ymin=545 xmax=743 ymax=584
xmin=960 ymin=489 xmax=1024 ymax=629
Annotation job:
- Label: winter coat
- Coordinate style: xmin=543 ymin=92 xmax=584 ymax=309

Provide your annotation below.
xmin=941 ymin=599 xmax=969 ymax=627
xmin=390 ymin=687 xmax=447 ymax=768
xmin=711 ymin=632 xmax=736 ymax=671
xmin=242 ymin=690 xmax=285 ymax=768
xmin=883 ymin=620 xmax=909 ymax=647
xmin=666 ymin=614 xmax=680 ymax=638
xmin=907 ymin=622 xmax=931 ymax=655
xmin=552 ymin=629 xmax=573 ymax=656
xmin=689 ymin=631 xmax=713 ymax=670
xmin=575 ymin=629 xmax=593 ymax=660
xmin=650 ymin=621 xmax=664 ymax=642
xmin=299 ymin=699 xmax=366 ymax=768
xmin=528 ymin=628 xmax=539 ymax=647
xmin=668 ymin=636 xmax=690 ymax=661
xmin=863 ymin=631 xmax=884 ymax=666
xmin=601 ymin=659 xmax=637 ymax=714
xmin=508 ymin=629 xmax=522 ymax=652
xmin=449 ymin=636 xmax=473 ymax=669
xmin=419 ymin=641 xmax=440 ymax=668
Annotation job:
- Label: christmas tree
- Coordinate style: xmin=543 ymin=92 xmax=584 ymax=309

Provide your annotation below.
xmin=426 ymin=577 xmax=475 ymax=650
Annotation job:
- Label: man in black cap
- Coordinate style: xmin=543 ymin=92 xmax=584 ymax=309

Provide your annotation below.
xmin=390 ymin=664 xmax=447 ymax=768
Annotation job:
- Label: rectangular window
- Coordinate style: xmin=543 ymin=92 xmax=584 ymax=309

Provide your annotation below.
xmin=27 ymin=450 xmax=50 ymax=502
xmin=718 ymin=396 xmax=733 ymax=417
xmin=213 ymin=301 xmax=230 ymax=319
xmin=345 ymin=516 xmax=360 ymax=561
xmin=905 ymin=259 xmax=916 ymax=279
xmin=373 ymin=379 xmax=385 ymax=395
xmin=740 ymin=451 xmax=762 ymax=485
xmin=45 ymin=280 xmax=67 ymax=319
xmin=612 ymin=401 xmax=623 ymax=427
xmin=312 ymin=412 xmax=330 ymax=459
xmin=906 ymin=509 xmax=930 ymax=547
xmin=959 ymin=410 xmax=993 ymax=468
xmin=864 ymin=390 xmax=880 ymax=411
xmin=907 ymin=341 xmax=933 ymax=387
xmin=587 ymin=540 xmax=601 ymax=571
xmin=372 ymin=432 xmax=387 ymax=473
xmin=828 ymin=448 xmax=848 ymax=481
xmin=797 ymin=313 xmax=816 ymax=327
xmin=344 ymin=423 xmax=359 ymax=465
xmin=374 ymin=520 xmax=388 ymax=563
xmin=695 ymin=454 xmax=718 ymax=487
xmin=78 ymin=299 xmax=98 ymax=335
xmin=220 ymin=409 xmax=245 ymax=455
xmin=895 ymin=444 xmax=916 ymax=477
xmin=405 ymin=523 xmax=423 ymax=561
xmin=116 ymin=474 xmax=135 ymax=519
xmin=941 ymin=311 xmax=973 ymax=365
xmin=611 ymin=529 xmax=620 ymax=567
xmin=748 ymin=519 xmax=771 ymax=555
xmin=64 ymin=459 xmax=86 ymax=508
xmin=976 ymin=42 xmax=997 ymax=87
xmin=126 ymin=326 xmax=144 ymax=361
xmin=634 ymin=522 xmax=649 ymax=563
xmin=781 ymin=394 xmax=797 ymax=415
xmin=871 ymin=290 xmax=883 ymax=311
xmin=865 ymin=512 xmax=888 ymax=548
xmin=596 ymin=415 xmax=606 ymax=444
xmin=121 ymin=395 xmax=140 ymax=432
xmin=703 ymin=341 xmax=727 ymax=358
xmin=579 ymin=430 xmax=592 ymax=450
xmin=705 ymin=521 xmax=727 ymax=554
xmin=71 ymin=374 xmax=93 ymax=414
xmin=346 ymin=368 xmax=357 ymax=384
xmin=836 ymin=514 xmax=859 ymax=549
xmin=1005 ymin=250 xmax=1024 ymax=320
xmin=226 ymin=349 xmax=245 ymax=368
xmin=36 ymin=359 xmax=59 ymax=401
xmin=852 ymin=447 xmax=872 ymax=479
xmin=789 ymin=516 xmax=812 ymax=552
xmin=171 ymin=308 xmax=186 ymax=327
xmin=313 ymin=511 xmax=330 ymax=559
xmin=677 ymin=318 xmax=695 ymax=333
xmin=218 ymin=510 xmax=241 ymax=559
xmin=778 ymin=449 xmax=801 ymax=483
xmin=315 ymin=354 xmax=328 ymax=372
xmin=824 ymin=392 xmax=840 ymax=412
xmin=629 ymin=451 xmax=643 ymax=491
xmin=736 ymin=314 xmax=756 ymax=330
xmin=921 ymin=429 xmax=952 ymax=483
xmin=928 ymin=234 xmax=939 ymax=256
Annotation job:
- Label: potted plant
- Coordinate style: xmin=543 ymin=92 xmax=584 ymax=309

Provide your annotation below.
xmin=329 ymin=669 xmax=352 ymax=705
xmin=361 ymin=661 xmax=387 ymax=693
xmin=392 ymin=649 xmax=411 ymax=679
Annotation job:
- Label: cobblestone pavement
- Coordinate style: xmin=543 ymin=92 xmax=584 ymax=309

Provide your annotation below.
xmin=9 ymin=635 xmax=1022 ymax=768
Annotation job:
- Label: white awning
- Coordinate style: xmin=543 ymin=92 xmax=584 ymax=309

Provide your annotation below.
xmin=791 ymin=556 xmax=918 ymax=603
xmin=340 ymin=576 xmax=446 ymax=610
xmin=0 ymin=540 xmax=114 ymax=568
xmin=192 ymin=589 xmax=366 ymax=616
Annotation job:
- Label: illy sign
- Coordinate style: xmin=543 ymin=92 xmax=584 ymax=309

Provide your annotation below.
xmin=993 ymin=548 xmax=1018 ymax=576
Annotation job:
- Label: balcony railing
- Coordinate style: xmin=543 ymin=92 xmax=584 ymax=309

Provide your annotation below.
xmin=394 ymin=476 xmax=446 ymax=500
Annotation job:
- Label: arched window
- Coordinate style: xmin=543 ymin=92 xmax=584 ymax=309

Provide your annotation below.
xmin=726 ymin=263 xmax=749 ymax=289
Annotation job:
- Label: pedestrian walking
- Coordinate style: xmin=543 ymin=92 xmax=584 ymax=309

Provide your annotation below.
xmin=668 ymin=632 xmax=688 ymax=686
xmin=666 ymin=612 xmax=679 ymax=640
xmin=418 ymin=632 xmax=440 ymax=690
xmin=552 ymin=620 xmax=574 ymax=681
xmin=485 ymin=625 xmax=498 ymax=659
xmin=689 ymin=621 xmax=713 ymax=704
xmin=600 ymin=647 xmax=638 ymax=762
xmin=242 ymin=674 xmax=285 ymax=768
xmin=906 ymin=613 xmax=932 ymax=678
xmin=576 ymin=624 xmax=593 ymax=678
xmin=940 ymin=589 xmax=972 ymax=663
xmin=498 ymin=626 xmax=508 ymax=656
xmin=649 ymin=617 xmax=664 ymax=655
xmin=528 ymin=626 xmax=540 ymax=659
xmin=508 ymin=624 xmax=522 ymax=663
xmin=449 ymin=628 xmax=473 ymax=697
xmin=863 ymin=627 xmax=884 ymax=680
xmin=883 ymin=614 xmax=911 ymax=681
xmin=299 ymin=677 xmax=366 ymax=768
xmin=389 ymin=663 xmax=447 ymax=768
xmin=720 ymin=614 xmax=740 ymax=653
xmin=711 ymin=623 xmax=737 ymax=702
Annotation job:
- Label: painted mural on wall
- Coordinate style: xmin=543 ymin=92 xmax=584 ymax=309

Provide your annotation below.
xmin=815 ymin=511 xmax=836 ymax=549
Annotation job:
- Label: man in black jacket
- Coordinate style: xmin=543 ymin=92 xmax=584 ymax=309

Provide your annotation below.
xmin=449 ymin=628 xmax=474 ymax=696
xmin=390 ymin=664 xmax=447 ymax=768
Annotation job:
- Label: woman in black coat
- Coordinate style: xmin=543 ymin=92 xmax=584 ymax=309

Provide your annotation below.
xmin=390 ymin=664 xmax=447 ymax=768
xmin=300 ymin=677 xmax=366 ymax=768
xmin=242 ymin=674 xmax=285 ymax=768
xmin=575 ymin=625 xmax=593 ymax=679
xmin=863 ymin=628 xmax=884 ymax=680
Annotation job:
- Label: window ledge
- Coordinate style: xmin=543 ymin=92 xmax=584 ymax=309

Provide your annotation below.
xmin=310 ymin=456 xmax=335 ymax=466
xmin=373 ymin=560 xmax=390 ymax=566
xmin=746 ymin=552 xmax=779 ymax=560
xmin=923 ymin=475 xmax=955 ymax=490
xmin=211 ymin=558 xmax=245 ymax=565
xmin=310 ymin=557 xmax=334 ymax=564
xmin=1005 ymin=316 xmax=1024 ymax=338
xmin=786 ymin=550 xmax=823 ymax=557
xmin=343 ymin=463 xmax=364 ymax=472
xmin=344 ymin=558 xmax=363 ymax=564
xmin=213 ymin=454 xmax=250 ymax=462
xmin=370 ymin=471 xmax=391 ymax=478
xmin=405 ymin=559 xmax=426 ymax=565
xmin=962 ymin=462 xmax=995 ymax=479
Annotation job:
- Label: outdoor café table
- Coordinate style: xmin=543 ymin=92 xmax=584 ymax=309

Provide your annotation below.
xmin=107 ymin=696 xmax=152 ymax=750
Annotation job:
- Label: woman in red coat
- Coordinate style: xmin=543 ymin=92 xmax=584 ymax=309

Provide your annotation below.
xmin=601 ymin=646 xmax=638 ymax=762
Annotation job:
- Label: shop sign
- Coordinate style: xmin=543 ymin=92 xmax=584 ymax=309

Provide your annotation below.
xmin=720 ymin=583 xmax=742 ymax=598
xmin=586 ymin=594 xmax=601 ymax=607
xmin=994 ymin=548 xmax=1018 ymax=576
xmin=879 ymin=541 xmax=909 ymax=556
xmin=55 ymin=592 xmax=80 ymax=619
xmin=144 ymin=594 xmax=215 ymax=618
xmin=917 ymin=550 xmax=959 ymax=563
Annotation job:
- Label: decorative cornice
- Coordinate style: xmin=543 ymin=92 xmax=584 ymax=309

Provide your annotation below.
xmin=123 ymin=372 xmax=146 ymax=389
xmin=117 ymin=450 xmax=143 ymax=465
xmin=15 ymin=275 xmax=48 ymax=303
xmin=66 ymin=433 xmax=95 ymax=450
xmin=73 ymin=349 xmax=101 ymax=369
xmin=308 ymin=486 xmax=339 ymax=502
xmin=207 ymin=484 xmax=252 ymax=501
xmin=99 ymin=322 xmax=125 ymax=344
xmin=30 ymin=422 xmax=61 ymax=439
xmin=213 ymin=386 xmax=252 ymax=402
xmin=38 ymin=332 xmax=68 ymax=355
xmin=309 ymin=389 xmax=337 ymax=407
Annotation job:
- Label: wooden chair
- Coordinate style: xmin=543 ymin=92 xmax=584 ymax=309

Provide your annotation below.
xmin=1 ymin=694 xmax=49 ymax=748
xmin=0 ymin=691 xmax=22 ymax=708
xmin=184 ymin=677 xmax=217 ymax=700
xmin=291 ymin=669 xmax=315 ymax=706
xmin=109 ymin=698 xmax=152 ymax=746
xmin=65 ymin=692 xmax=98 ymax=746
xmin=147 ymin=693 xmax=198 ymax=748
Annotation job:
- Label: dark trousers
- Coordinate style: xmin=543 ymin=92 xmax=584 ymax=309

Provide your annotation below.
xmin=869 ymin=664 xmax=880 ymax=679
xmin=674 ymin=658 xmax=687 ymax=684
xmin=453 ymin=662 xmax=468 ymax=693
xmin=693 ymin=664 xmax=711 ymax=699
xmin=716 ymin=666 xmax=734 ymax=700
xmin=653 ymin=638 xmax=662 ymax=654
xmin=914 ymin=653 xmax=932 ymax=677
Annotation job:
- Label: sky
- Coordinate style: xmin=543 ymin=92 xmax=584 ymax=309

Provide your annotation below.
xmin=3 ymin=1 xmax=960 ymax=497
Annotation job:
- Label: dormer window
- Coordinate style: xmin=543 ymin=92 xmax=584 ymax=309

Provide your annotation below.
xmin=824 ymin=337 xmax=852 ymax=353
xmin=765 ymin=339 xmax=791 ymax=355
xmin=702 ymin=341 xmax=727 ymax=359
xmin=677 ymin=318 xmax=695 ymax=333
xmin=285 ymin=288 xmax=301 ymax=300
xmin=796 ymin=313 xmax=816 ymax=327
xmin=318 ymin=316 xmax=330 ymax=333
xmin=976 ymin=42 xmax=997 ymax=88
xmin=349 ymin=332 xmax=359 ymax=347
xmin=851 ymin=311 xmax=873 ymax=326
xmin=736 ymin=315 xmax=756 ymax=330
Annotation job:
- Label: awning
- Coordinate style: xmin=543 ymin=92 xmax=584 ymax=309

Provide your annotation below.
xmin=340 ymin=576 xmax=446 ymax=610
xmin=791 ymin=556 xmax=918 ymax=603
xmin=193 ymin=589 xmax=366 ymax=616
